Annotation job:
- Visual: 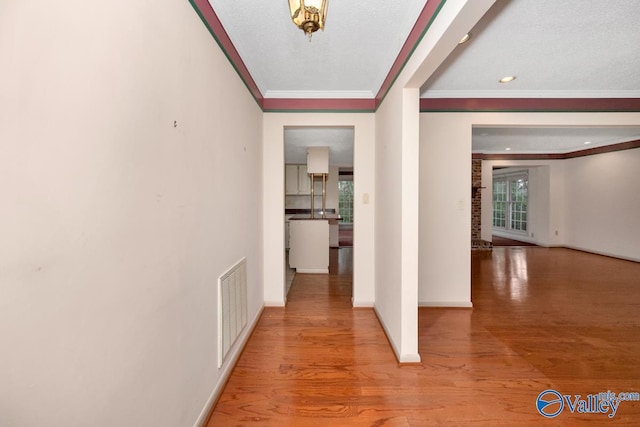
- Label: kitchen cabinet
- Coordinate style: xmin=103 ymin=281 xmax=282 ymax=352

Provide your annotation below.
xmin=284 ymin=214 xmax=294 ymax=249
xmin=297 ymin=166 xmax=311 ymax=194
xmin=285 ymin=164 xmax=311 ymax=195
xmin=285 ymin=165 xmax=298 ymax=195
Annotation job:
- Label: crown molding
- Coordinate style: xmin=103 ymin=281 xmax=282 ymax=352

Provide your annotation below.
xmin=190 ymin=0 xmax=444 ymax=112
xmin=264 ymin=90 xmax=375 ymax=99
xmin=473 ymin=139 xmax=640 ymax=160
xmin=258 ymin=96 xmax=640 ymax=113
xmin=420 ymin=98 xmax=640 ymax=112
xmin=422 ymin=90 xmax=640 ymax=99
xmin=375 ymin=0 xmax=446 ymax=107
xmin=190 ymin=1 xmax=640 ymax=113
xmin=262 ymin=98 xmax=376 ymax=112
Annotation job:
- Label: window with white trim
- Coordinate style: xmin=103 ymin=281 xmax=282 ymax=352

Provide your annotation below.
xmin=493 ymin=172 xmax=528 ymax=233
xmin=338 ymin=180 xmax=354 ymax=224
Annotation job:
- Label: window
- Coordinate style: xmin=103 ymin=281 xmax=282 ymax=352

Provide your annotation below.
xmin=338 ymin=180 xmax=354 ymax=223
xmin=509 ymin=177 xmax=528 ymax=232
xmin=493 ymin=180 xmax=507 ymax=228
xmin=493 ymin=172 xmax=528 ymax=233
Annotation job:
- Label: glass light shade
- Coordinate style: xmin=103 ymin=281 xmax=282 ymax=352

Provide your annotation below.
xmin=288 ymin=0 xmax=328 ymax=39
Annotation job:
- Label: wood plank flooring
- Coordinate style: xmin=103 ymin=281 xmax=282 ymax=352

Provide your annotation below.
xmin=491 ymin=235 xmax=537 ymax=246
xmin=207 ymin=247 xmax=640 ymax=426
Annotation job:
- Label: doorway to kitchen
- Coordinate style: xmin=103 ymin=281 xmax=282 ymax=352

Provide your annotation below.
xmin=284 ymin=126 xmax=354 ymax=295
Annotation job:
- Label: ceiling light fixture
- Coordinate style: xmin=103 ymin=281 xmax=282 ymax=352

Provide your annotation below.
xmin=499 ymin=76 xmax=516 ymax=83
xmin=458 ymin=33 xmax=471 ymax=44
xmin=288 ymin=0 xmax=329 ymax=41
xmin=584 ymin=141 xmax=592 ymax=145
xmin=505 ymin=147 xmax=512 ymax=151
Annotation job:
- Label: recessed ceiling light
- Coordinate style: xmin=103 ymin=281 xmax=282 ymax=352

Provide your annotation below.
xmin=499 ymin=76 xmax=516 ymax=83
xmin=458 ymin=33 xmax=471 ymax=44
xmin=584 ymin=141 xmax=592 ymax=145
xmin=505 ymin=147 xmax=511 ymax=151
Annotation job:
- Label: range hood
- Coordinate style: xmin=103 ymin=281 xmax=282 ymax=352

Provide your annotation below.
xmin=307 ymin=147 xmax=329 ymax=217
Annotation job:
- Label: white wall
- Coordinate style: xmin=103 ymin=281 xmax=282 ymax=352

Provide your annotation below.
xmin=482 ymin=161 xmax=566 ymax=247
xmin=263 ymin=114 xmax=376 ymax=307
xmin=482 ymin=150 xmax=640 ymax=261
xmin=0 ymin=2 xmax=263 ymax=426
xmin=374 ymin=87 xmax=410 ymax=359
xmin=419 ymin=114 xmax=472 ymax=306
xmin=374 ymin=0 xmax=496 ymax=361
xmin=564 ymin=149 xmax=640 ymax=261
xmin=419 ymin=113 xmax=640 ymax=307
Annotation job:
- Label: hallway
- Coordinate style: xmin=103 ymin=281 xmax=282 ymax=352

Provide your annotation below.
xmin=207 ymin=247 xmax=640 ymax=425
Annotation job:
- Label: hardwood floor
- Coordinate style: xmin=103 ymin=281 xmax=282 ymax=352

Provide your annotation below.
xmin=207 ymin=247 xmax=640 ymax=426
xmin=491 ymin=235 xmax=537 ymax=246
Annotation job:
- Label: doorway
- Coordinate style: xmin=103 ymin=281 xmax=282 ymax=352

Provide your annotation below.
xmin=284 ymin=126 xmax=355 ymax=294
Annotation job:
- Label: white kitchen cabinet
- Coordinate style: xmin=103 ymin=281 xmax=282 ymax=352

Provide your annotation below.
xmin=285 ymin=165 xmax=299 ymax=195
xmin=297 ymin=165 xmax=311 ymax=194
xmin=285 ymin=164 xmax=311 ymax=195
xmin=284 ymin=214 xmax=294 ymax=249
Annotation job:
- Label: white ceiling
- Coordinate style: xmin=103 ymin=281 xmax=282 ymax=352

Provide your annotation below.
xmin=284 ymin=127 xmax=354 ymax=166
xmin=421 ymin=0 xmax=640 ymax=98
xmin=473 ymin=126 xmax=640 ymax=154
xmin=208 ymin=0 xmax=428 ymax=99
xmin=207 ymin=0 xmax=640 ymax=160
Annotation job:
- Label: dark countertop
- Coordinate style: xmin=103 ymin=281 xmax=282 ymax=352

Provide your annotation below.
xmin=290 ymin=213 xmax=341 ymax=221
xmin=285 ymin=208 xmax=336 ymax=215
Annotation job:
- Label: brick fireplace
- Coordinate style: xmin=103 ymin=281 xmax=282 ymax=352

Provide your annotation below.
xmin=472 ymin=159 xmax=492 ymax=250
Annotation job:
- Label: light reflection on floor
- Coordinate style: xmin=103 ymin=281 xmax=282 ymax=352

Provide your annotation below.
xmin=492 ymin=247 xmax=529 ymax=302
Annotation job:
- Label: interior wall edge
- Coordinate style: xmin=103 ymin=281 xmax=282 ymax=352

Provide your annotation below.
xmin=194 ymin=306 xmax=265 ymax=427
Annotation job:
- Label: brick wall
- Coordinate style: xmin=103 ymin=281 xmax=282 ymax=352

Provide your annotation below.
xmin=471 ymin=159 xmax=482 ymax=241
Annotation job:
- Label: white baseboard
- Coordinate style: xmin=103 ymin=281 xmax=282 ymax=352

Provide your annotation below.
xmin=352 ymin=299 xmax=374 ymax=308
xmin=193 ymin=305 xmax=264 ymax=427
xmin=493 ymin=230 xmax=537 ymax=244
xmin=264 ymin=300 xmax=286 ymax=307
xmin=563 ymin=245 xmax=640 ymax=263
xmin=373 ymin=306 xmax=421 ymax=364
xmin=296 ymin=268 xmax=329 ymax=274
xmin=419 ymin=301 xmax=473 ymax=308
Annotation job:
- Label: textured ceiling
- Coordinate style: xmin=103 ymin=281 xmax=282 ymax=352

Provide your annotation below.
xmin=284 ymin=127 xmax=354 ymax=166
xmin=421 ymin=0 xmax=640 ymax=98
xmin=208 ymin=0 xmax=428 ymax=99
xmin=202 ymin=1 xmax=640 ymax=160
xmin=207 ymin=0 xmax=640 ymax=100
xmin=473 ymin=126 xmax=640 ymax=154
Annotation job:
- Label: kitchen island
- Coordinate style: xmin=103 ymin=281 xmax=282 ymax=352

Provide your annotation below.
xmin=288 ymin=213 xmax=340 ymax=274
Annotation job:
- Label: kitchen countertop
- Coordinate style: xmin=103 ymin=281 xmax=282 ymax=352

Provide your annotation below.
xmin=285 ymin=208 xmax=336 ymax=215
xmin=290 ymin=213 xmax=341 ymax=221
